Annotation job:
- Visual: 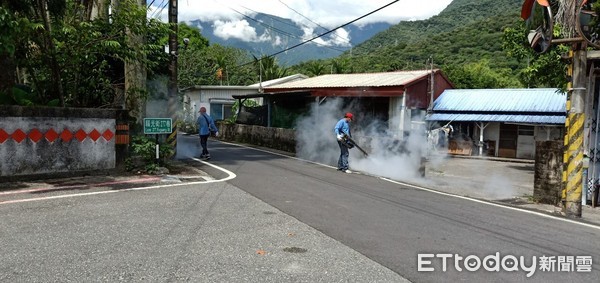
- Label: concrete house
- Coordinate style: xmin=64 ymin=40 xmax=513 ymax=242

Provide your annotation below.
xmin=234 ymin=70 xmax=454 ymax=134
xmin=425 ymin=88 xmax=566 ymax=159
xmin=182 ymin=74 xmax=308 ymax=121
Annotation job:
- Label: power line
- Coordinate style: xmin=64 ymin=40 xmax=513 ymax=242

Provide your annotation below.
xmin=237 ymin=0 xmax=401 ymax=67
xmin=224 ymin=5 xmax=348 ymax=53
xmin=240 ymin=2 xmax=350 ymax=49
xmin=239 ymin=5 xmax=299 ymax=30
xmin=150 ymin=0 xmax=168 ymax=19
xmin=277 ymin=0 xmax=350 ymax=45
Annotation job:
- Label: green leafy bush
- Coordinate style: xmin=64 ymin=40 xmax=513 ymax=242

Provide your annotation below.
xmin=226 ymin=99 xmax=260 ymax=123
xmin=130 ymin=135 xmax=174 ymax=163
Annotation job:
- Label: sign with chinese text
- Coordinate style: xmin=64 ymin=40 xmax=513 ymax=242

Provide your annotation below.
xmin=143 ymin=118 xmax=172 ymax=134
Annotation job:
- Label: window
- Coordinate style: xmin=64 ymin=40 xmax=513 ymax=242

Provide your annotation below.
xmin=210 ymin=103 xmax=223 ymax=120
xmin=518 ymin=125 xmax=534 ymax=136
xmin=223 ymin=104 xmax=233 ymax=120
xmin=210 ymin=103 xmax=234 ymax=120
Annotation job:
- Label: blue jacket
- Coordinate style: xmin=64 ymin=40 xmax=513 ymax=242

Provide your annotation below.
xmin=197 ymin=113 xmax=218 ymax=136
xmin=334 ymin=118 xmax=351 ymax=137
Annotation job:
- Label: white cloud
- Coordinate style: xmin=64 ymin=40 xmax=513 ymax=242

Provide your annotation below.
xmin=149 ymin=0 xmax=452 ymax=45
xmin=183 ymin=0 xmax=450 ymax=25
xmin=213 ymin=20 xmax=259 ymax=41
xmin=331 ymin=29 xmax=352 ymax=47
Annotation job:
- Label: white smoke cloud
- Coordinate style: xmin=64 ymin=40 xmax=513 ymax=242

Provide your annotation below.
xmin=294 ymin=98 xmax=428 ymax=182
xmin=294 ymin=99 xmax=342 ymax=166
xmin=483 ymin=173 xmax=516 ymax=200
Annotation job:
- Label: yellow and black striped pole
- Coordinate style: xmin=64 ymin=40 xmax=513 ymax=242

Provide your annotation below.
xmin=563 ymin=48 xmax=586 ymax=217
xmin=167 ymin=123 xmax=177 ymax=158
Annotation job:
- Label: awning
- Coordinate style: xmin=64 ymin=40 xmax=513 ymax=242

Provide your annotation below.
xmin=426 ymin=113 xmax=565 ymax=124
xmin=209 ymin=98 xmax=235 ymax=104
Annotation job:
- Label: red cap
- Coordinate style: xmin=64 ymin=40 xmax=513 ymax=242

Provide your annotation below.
xmin=199 ymin=107 xmax=206 ymax=112
xmin=345 ymin=112 xmax=353 ymax=120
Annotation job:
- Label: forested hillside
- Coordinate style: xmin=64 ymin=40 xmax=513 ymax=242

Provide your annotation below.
xmin=291 ymin=0 xmax=543 ymax=88
xmin=353 ymin=0 xmax=523 ymax=71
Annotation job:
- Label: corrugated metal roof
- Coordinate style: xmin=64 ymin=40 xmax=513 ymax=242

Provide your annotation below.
xmin=432 ymin=88 xmax=566 ymax=112
xmin=248 ymin=74 xmax=308 ymax=87
xmin=263 ymin=70 xmax=433 ymax=89
xmin=426 ymin=113 xmax=565 ymax=124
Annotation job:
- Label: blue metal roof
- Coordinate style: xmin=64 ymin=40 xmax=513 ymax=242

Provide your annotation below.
xmin=431 ymin=88 xmax=566 ymax=112
xmin=426 ymin=88 xmax=566 ymax=124
xmin=426 ymin=113 xmax=565 ymax=124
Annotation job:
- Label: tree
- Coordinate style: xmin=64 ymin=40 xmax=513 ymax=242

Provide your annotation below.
xmin=178 ymin=42 xmax=255 ymax=88
xmin=331 ymin=58 xmax=352 ymax=74
xmin=306 ymin=61 xmax=325 ymax=76
xmin=0 ymin=0 xmax=68 ymax=105
xmin=0 ymin=5 xmax=19 ymax=95
xmin=502 ymin=23 xmax=568 ymax=89
xmin=0 ymin=0 xmax=170 ymax=108
xmin=444 ymin=59 xmax=521 ymax=89
xmin=254 ymin=55 xmax=287 ymax=81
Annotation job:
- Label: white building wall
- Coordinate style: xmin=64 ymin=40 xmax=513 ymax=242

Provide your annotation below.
xmin=517 ymin=135 xmax=535 ymax=159
xmin=183 ymin=87 xmax=262 ymax=121
xmin=534 ymin=126 xmax=563 ymax=141
xmin=477 ymin=123 xmax=562 ymax=159
xmin=388 ymin=97 xmax=402 ymax=134
xmin=483 ymin=123 xmax=500 ymax=141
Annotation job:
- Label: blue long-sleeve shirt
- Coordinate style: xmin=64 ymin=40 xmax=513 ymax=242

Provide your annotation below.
xmin=334 ymin=118 xmax=351 ymax=137
xmin=197 ymin=114 xmax=218 ymax=136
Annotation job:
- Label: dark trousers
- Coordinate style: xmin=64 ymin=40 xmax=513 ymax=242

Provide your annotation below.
xmin=337 ymin=140 xmax=349 ymax=170
xmin=200 ymin=134 xmax=209 ymax=156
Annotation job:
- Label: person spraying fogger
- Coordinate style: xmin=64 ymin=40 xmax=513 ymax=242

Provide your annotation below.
xmin=334 ymin=112 xmax=354 ymax=173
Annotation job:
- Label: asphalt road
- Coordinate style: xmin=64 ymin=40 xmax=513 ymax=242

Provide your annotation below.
xmin=0 ymin=162 xmax=405 ymax=282
xmin=2 ymin=136 xmax=599 ymax=282
xmin=181 ymin=137 xmax=600 ymax=282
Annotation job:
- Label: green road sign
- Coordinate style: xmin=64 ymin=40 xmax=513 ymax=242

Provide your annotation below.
xmin=143 ymin=118 xmax=172 ymax=134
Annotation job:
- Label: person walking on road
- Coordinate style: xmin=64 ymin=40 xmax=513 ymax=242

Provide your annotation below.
xmin=334 ymin=112 xmax=353 ymax=173
xmin=197 ymin=107 xmax=219 ymax=160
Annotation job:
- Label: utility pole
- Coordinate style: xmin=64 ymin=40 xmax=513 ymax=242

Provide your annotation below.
xmin=427 ymin=56 xmax=434 ymax=113
xmin=167 ymin=0 xmax=178 ymax=156
xmin=521 ymin=0 xmax=590 ymax=218
xmin=563 ymin=46 xmax=587 ymax=217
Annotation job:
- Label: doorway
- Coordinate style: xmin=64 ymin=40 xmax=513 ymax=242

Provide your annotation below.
xmin=498 ymin=123 xmax=518 ymax=158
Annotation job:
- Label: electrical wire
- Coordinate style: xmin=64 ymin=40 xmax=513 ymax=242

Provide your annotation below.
xmin=237 ymin=0 xmax=401 ymax=67
xmin=205 ymin=0 xmax=349 ymax=54
xmin=226 ymin=6 xmax=347 ymax=53
xmin=150 ymin=0 xmax=168 ymax=19
xmin=277 ymin=0 xmax=351 ymax=45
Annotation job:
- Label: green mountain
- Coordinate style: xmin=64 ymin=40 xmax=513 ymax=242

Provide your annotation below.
xmin=190 ymin=13 xmax=391 ymax=67
xmin=299 ymin=0 xmax=526 ymax=86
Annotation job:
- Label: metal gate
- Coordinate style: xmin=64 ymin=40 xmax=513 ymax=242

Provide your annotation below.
xmin=586 ymin=74 xmax=600 ymax=207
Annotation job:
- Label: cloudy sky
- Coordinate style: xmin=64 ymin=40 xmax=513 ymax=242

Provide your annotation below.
xmin=149 ymin=0 xmax=452 ymax=45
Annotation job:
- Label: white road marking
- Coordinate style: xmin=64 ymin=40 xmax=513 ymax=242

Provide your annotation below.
xmin=379 ymin=177 xmax=600 ymax=231
xmin=5 ymin=140 xmax=600 ymax=232
xmin=0 ymin=159 xmax=236 ymax=206
xmin=217 ymin=141 xmax=600 ymax=231
xmin=0 ymin=176 xmax=162 ymax=196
